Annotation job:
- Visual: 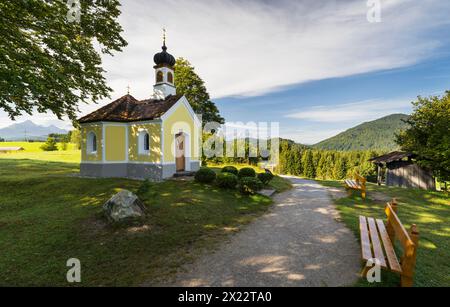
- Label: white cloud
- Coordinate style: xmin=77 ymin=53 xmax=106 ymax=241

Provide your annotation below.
xmin=1 ymin=0 xmax=449 ymax=129
xmin=286 ymin=98 xmax=413 ymax=123
xmin=97 ymin=0 xmax=450 ymax=101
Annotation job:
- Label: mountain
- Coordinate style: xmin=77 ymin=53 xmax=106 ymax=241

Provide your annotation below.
xmin=0 ymin=120 xmax=68 ymax=141
xmin=313 ymin=114 xmax=410 ymax=151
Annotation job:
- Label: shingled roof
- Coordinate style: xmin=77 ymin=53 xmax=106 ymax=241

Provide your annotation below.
xmin=369 ymin=151 xmax=415 ymax=164
xmin=78 ymin=94 xmax=183 ymax=124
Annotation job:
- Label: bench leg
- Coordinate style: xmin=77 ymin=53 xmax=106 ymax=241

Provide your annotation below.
xmin=361 ymin=190 xmax=366 ymax=200
xmin=361 ymin=266 xmax=370 ymax=279
xmin=346 ymin=188 xmax=352 ymax=197
xmin=401 ymin=275 xmax=414 ymax=287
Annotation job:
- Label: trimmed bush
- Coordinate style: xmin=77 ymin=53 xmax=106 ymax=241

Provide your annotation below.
xmin=194 ymin=167 xmax=216 ymax=183
xmin=216 ymin=172 xmax=238 ymax=189
xmin=238 ymin=177 xmax=263 ymax=195
xmin=222 ymin=166 xmax=238 ymax=176
xmin=238 ymin=167 xmax=256 ymax=178
xmin=258 ymin=172 xmax=274 ymax=185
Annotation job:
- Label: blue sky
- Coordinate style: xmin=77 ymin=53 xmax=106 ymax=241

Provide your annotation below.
xmin=216 ymin=53 xmax=450 ymax=143
xmin=1 ymin=0 xmax=449 ymax=144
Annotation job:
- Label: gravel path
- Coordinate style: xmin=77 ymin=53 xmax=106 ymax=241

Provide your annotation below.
xmin=169 ymin=177 xmax=360 ymax=287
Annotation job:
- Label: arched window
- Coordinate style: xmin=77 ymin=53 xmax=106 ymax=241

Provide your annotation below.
xmin=144 ymin=133 xmax=150 ymax=151
xmin=156 ymin=71 xmax=164 ymax=83
xmin=167 ymin=72 xmax=173 ymax=84
xmin=87 ymin=132 xmax=97 ymax=154
xmin=139 ymin=131 xmax=150 ymax=154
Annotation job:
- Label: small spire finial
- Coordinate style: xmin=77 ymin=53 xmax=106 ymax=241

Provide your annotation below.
xmin=163 ymin=28 xmax=167 ymax=48
xmin=127 ymin=85 xmax=131 ymax=95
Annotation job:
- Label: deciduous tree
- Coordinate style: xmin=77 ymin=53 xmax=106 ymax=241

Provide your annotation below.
xmin=396 ymin=91 xmax=450 ymax=181
xmin=174 ymin=58 xmax=224 ymax=125
xmin=0 ymin=0 xmax=127 ymax=122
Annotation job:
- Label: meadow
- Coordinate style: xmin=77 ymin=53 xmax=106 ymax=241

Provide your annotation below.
xmin=320 ymin=180 xmax=450 ymax=287
xmin=0 ymin=143 xmax=277 ymax=286
xmin=1 ymin=142 xmax=448 ymax=287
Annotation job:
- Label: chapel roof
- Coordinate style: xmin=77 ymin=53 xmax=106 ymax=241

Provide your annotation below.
xmin=78 ymin=94 xmax=182 ymax=124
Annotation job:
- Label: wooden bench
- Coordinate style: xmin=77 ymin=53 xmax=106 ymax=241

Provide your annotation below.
xmin=359 ymin=199 xmax=419 ymax=287
xmin=344 ymin=174 xmax=367 ymax=199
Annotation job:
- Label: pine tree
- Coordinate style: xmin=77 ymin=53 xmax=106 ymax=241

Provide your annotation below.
xmin=41 ymin=137 xmax=58 ymax=152
xmin=302 ymin=150 xmax=316 ymax=178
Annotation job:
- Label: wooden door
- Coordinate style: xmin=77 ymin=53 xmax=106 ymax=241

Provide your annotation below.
xmin=176 ymin=133 xmax=185 ymax=172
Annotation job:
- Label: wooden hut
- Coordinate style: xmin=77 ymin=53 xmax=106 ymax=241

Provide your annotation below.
xmin=370 ymin=151 xmax=435 ymax=190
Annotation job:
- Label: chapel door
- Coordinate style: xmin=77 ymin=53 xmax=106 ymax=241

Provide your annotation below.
xmin=176 ymin=133 xmax=185 ymax=172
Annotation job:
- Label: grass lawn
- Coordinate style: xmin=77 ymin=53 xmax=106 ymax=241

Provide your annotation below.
xmin=319 ymin=180 xmax=450 ymax=287
xmin=0 ymin=142 xmax=80 ymax=163
xmin=0 ymin=156 xmax=275 ymax=286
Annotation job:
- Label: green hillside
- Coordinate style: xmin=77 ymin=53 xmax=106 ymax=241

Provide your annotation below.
xmin=313 ymin=114 xmax=410 ymax=151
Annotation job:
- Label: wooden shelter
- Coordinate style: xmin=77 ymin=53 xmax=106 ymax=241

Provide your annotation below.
xmin=370 ymin=151 xmax=435 ymax=190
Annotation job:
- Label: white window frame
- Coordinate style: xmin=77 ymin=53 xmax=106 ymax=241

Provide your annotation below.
xmin=138 ymin=130 xmax=150 ymax=155
xmin=87 ymin=131 xmax=97 ymax=155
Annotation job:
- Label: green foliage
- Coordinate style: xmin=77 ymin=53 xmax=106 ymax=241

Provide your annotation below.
xmin=48 ymin=133 xmax=70 ymax=143
xmin=70 ymin=129 xmax=82 ymax=149
xmin=314 ymin=114 xmax=410 ymax=151
xmin=396 ymin=92 xmax=450 ymax=181
xmin=60 ymin=141 xmax=68 ymax=151
xmin=238 ymin=167 xmax=256 ymax=178
xmin=258 ymin=172 xmax=274 ymax=185
xmin=174 ymin=58 xmax=224 ymax=124
xmin=221 ymin=166 xmax=238 ymax=175
xmin=40 ymin=137 xmax=58 ymax=151
xmin=216 ymin=172 xmax=238 ymax=189
xmin=0 ymin=1 xmax=127 ymax=122
xmin=279 ymin=140 xmax=379 ymax=181
xmin=194 ymin=167 xmax=216 ymax=183
xmin=238 ymin=177 xmax=263 ymax=195
xmin=302 ymin=150 xmax=316 ymax=178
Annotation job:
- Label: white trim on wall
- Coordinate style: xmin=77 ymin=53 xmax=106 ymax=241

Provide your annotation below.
xmin=102 ymin=124 xmax=106 ymax=162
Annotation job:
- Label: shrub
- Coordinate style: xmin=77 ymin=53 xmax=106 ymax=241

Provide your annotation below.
xmin=258 ymin=172 xmax=274 ymax=185
xmin=40 ymin=137 xmax=58 ymax=151
xmin=222 ymin=166 xmax=238 ymax=176
xmin=238 ymin=177 xmax=263 ymax=195
xmin=216 ymin=172 xmax=238 ymax=189
xmin=194 ymin=167 xmax=216 ymax=184
xmin=238 ymin=167 xmax=256 ymax=178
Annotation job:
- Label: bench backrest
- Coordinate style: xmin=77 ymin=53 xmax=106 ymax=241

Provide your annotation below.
xmin=355 ymin=174 xmax=367 ymax=189
xmin=385 ymin=199 xmax=419 ymax=283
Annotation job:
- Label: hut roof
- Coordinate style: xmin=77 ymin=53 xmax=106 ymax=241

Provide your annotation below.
xmin=0 ymin=147 xmax=25 ymax=152
xmin=369 ymin=151 xmax=415 ymax=164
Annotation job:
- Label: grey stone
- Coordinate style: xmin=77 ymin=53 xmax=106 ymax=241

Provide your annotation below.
xmin=103 ymin=190 xmax=146 ymax=223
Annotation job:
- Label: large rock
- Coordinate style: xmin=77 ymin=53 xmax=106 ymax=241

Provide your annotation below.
xmin=103 ymin=190 xmax=146 ymax=223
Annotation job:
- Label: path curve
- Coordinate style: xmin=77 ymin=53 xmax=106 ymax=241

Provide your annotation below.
xmin=169 ymin=177 xmax=360 ymax=287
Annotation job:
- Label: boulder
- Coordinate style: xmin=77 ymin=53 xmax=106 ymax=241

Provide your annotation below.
xmin=103 ymin=190 xmax=146 ymax=223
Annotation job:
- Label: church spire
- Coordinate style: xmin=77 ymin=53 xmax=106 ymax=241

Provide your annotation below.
xmin=153 ymin=28 xmax=176 ymax=98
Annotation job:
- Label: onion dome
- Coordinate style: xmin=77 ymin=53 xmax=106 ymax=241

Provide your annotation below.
xmin=154 ymin=43 xmax=176 ymax=67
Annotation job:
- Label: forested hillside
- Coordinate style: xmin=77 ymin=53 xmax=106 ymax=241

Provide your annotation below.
xmin=313 ymin=114 xmax=410 ymax=151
